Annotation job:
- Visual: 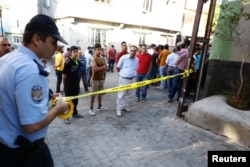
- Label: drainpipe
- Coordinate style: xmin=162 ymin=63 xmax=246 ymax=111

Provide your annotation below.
xmin=37 ymin=0 xmax=43 ymax=14
xmin=0 ymin=7 xmax=3 ymax=36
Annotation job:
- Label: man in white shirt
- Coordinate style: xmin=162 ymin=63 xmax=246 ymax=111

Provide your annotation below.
xmin=166 ymin=47 xmax=179 ymax=92
xmin=116 ymin=45 xmax=139 ymax=117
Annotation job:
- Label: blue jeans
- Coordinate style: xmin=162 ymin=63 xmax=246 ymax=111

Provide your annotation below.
xmin=108 ymin=59 xmax=115 ymax=72
xmin=135 ymin=74 xmax=148 ymax=99
xmin=168 ymin=69 xmax=183 ymax=100
xmin=159 ymin=66 xmax=167 ymax=89
xmin=166 ymin=66 xmax=175 ymax=92
xmin=148 ymin=66 xmax=158 ymax=80
xmin=79 ymin=74 xmax=89 ymax=91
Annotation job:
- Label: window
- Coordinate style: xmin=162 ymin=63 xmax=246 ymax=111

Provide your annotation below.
xmin=142 ymin=0 xmax=152 ymax=12
xmin=95 ymin=0 xmax=111 ymax=4
xmin=88 ymin=28 xmax=107 ymax=47
xmin=133 ymin=32 xmax=147 ymax=45
xmin=166 ymin=0 xmax=176 ymax=5
xmin=13 ymin=36 xmax=22 ymax=44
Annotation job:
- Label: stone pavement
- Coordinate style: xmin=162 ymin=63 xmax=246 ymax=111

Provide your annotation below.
xmin=46 ymin=62 xmax=248 ymax=167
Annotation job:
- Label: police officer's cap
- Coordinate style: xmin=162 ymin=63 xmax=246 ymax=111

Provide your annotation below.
xmin=25 ymin=14 xmax=68 ymax=45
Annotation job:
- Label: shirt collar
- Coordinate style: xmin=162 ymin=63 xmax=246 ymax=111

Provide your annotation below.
xmin=17 ymin=45 xmax=43 ymax=66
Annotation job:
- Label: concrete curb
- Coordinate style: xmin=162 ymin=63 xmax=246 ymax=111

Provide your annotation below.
xmin=184 ymin=95 xmax=250 ymax=147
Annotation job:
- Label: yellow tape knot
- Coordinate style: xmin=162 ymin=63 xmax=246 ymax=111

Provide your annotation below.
xmin=182 ymin=69 xmax=193 ymax=78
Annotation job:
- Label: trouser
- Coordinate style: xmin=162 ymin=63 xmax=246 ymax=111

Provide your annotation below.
xmin=108 ymin=59 xmax=115 ymax=72
xmin=117 ymin=77 xmax=134 ymax=111
xmin=0 ymin=139 xmax=53 ymax=167
xmin=86 ymin=67 xmax=92 ymax=87
xmin=135 ymin=74 xmax=148 ymax=99
xmin=168 ymin=68 xmax=183 ymax=100
xmin=65 ymin=90 xmax=79 ymax=115
xmin=166 ymin=66 xmax=175 ymax=92
xmin=55 ymin=70 xmax=63 ymax=93
xmin=79 ymin=74 xmax=88 ymax=91
xmin=148 ymin=66 xmax=158 ymax=80
xmin=159 ymin=66 xmax=167 ymax=89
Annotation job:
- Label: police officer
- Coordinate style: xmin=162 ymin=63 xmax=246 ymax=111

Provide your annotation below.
xmin=0 ymin=14 xmax=69 ymax=167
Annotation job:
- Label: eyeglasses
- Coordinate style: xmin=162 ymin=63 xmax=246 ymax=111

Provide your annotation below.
xmin=130 ymin=50 xmax=136 ymax=52
xmin=0 ymin=44 xmax=11 ymax=47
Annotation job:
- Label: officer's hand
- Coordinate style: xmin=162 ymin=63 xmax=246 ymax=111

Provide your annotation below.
xmin=54 ymin=94 xmax=69 ymax=115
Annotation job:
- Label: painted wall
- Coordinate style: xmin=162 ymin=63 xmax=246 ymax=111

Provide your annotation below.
xmin=45 ymin=0 xmax=186 ymax=51
xmin=53 ymin=0 xmax=184 ymax=32
xmin=211 ymin=0 xmax=250 ymax=63
xmin=229 ymin=3 xmax=250 ymax=62
xmin=1 ymin=0 xmax=38 ymax=44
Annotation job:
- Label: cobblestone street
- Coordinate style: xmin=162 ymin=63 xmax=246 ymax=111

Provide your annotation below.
xmin=46 ymin=62 xmax=248 ymax=167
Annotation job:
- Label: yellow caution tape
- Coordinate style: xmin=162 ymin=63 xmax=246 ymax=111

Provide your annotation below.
xmin=52 ymin=69 xmax=192 ymax=120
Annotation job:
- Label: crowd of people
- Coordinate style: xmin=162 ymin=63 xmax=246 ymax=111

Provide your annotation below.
xmin=0 ymin=24 xmax=210 ymax=121
xmin=51 ymin=38 xmax=211 ymax=119
xmin=0 ymin=13 xmax=211 ymax=167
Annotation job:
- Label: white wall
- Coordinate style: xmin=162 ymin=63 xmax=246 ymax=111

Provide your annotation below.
xmin=48 ymin=0 xmax=186 ymax=50
xmin=1 ymin=0 xmax=38 ymax=44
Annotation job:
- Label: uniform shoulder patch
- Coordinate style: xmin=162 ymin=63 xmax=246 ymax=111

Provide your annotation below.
xmin=31 ymin=85 xmax=43 ymax=103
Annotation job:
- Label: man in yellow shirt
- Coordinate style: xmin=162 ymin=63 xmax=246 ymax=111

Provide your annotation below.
xmin=157 ymin=44 xmax=171 ymax=89
xmin=53 ymin=45 xmax=64 ymax=93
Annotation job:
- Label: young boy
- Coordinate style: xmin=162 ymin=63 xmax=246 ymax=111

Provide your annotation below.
xmin=62 ymin=46 xmax=83 ymax=124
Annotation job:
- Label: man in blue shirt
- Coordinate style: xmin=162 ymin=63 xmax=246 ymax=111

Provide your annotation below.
xmin=78 ymin=49 xmax=89 ymax=92
xmin=0 ymin=14 xmax=69 ymax=167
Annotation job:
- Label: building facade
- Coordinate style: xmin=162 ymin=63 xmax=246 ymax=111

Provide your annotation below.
xmin=1 ymin=0 xmax=210 ymax=51
xmin=0 ymin=0 xmax=38 ymax=48
xmin=43 ymin=0 xmax=186 ymax=50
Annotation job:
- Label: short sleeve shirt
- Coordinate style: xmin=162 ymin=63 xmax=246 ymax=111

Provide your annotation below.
xmin=63 ymin=58 xmax=81 ymax=92
xmin=117 ymin=54 xmax=139 ymax=78
xmin=136 ymin=53 xmax=152 ymax=74
xmin=55 ymin=52 xmax=64 ymax=71
xmin=0 ymin=46 xmax=49 ymax=148
xmin=92 ymin=56 xmax=105 ymax=80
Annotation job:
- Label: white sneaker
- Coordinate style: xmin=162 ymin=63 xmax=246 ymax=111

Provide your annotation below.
xmin=96 ymin=106 xmax=106 ymax=111
xmin=123 ymin=107 xmax=131 ymax=112
xmin=89 ymin=109 xmax=96 ymax=116
xmin=117 ymin=110 xmax=122 ymax=117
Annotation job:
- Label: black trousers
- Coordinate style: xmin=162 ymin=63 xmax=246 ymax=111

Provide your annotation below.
xmin=0 ymin=141 xmax=54 ymax=167
xmin=65 ymin=90 xmax=79 ymax=115
xmin=108 ymin=59 xmax=115 ymax=72
xmin=56 ymin=70 xmax=63 ymax=93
